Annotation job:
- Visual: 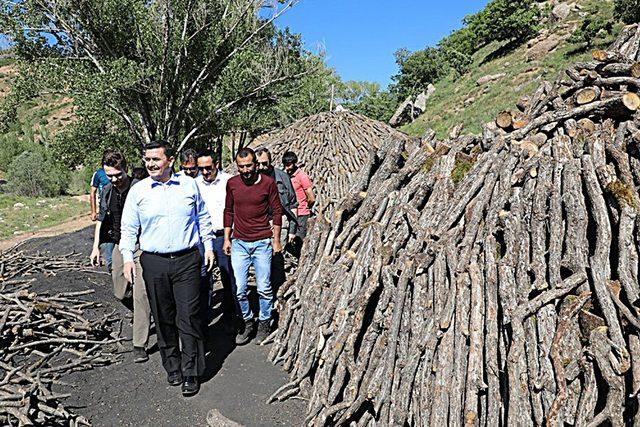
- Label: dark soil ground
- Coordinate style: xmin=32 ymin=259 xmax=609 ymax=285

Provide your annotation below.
xmin=19 ymin=227 xmax=306 ymax=426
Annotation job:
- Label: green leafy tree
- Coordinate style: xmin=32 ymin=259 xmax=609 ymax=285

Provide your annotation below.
xmin=216 ymin=54 xmax=340 ymax=144
xmin=1 ymin=0 xmax=313 ymax=156
xmin=438 ymin=27 xmax=476 ymax=75
xmin=465 ymin=0 xmax=540 ymax=47
xmin=392 ymin=47 xmax=447 ymax=99
xmin=614 ymin=0 xmax=640 ymax=23
xmin=338 ymin=81 xmax=398 ymax=123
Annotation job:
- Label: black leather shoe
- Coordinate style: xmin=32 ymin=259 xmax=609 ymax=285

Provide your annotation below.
xmin=182 ymin=376 xmax=200 ymax=396
xmin=167 ymin=370 xmax=182 ymax=386
xmin=133 ymin=346 xmax=148 ymax=363
xmin=235 ymin=319 xmax=256 ymax=345
xmin=255 ymin=319 xmax=272 ymax=345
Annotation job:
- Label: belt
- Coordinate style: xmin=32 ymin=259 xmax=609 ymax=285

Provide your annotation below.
xmin=214 ymin=230 xmax=225 ymax=237
xmin=148 ymin=246 xmax=198 ymax=259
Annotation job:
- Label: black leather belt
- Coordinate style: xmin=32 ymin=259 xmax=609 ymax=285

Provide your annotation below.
xmin=214 ymin=230 xmax=225 ymax=237
xmin=149 ymin=246 xmax=198 ymax=259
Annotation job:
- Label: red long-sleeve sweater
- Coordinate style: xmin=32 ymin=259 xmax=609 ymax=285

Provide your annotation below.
xmin=224 ymin=174 xmax=283 ymax=241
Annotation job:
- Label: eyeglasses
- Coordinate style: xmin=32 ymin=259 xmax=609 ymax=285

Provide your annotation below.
xmin=180 ymin=166 xmax=197 ymax=172
xmin=106 ymin=171 xmax=124 ymax=180
xmin=197 ymin=166 xmax=215 ymax=172
xmin=258 ymin=161 xmax=270 ymax=167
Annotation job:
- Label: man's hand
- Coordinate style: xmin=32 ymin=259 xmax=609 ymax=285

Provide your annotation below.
xmin=90 ymin=212 xmax=97 ymax=221
xmin=204 ymin=250 xmax=215 ymax=272
xmin=288 ymin=234 xmax=296 ymax=244
xmin=273 ymin=239 xmax=282 ymax=254
xmin=123 ymin=261 xmax=136 ymax=284
xmin=223 ymin=239 xmax=232 ymax=256
xmin=90 ymin=247 xmax=101 ymax=266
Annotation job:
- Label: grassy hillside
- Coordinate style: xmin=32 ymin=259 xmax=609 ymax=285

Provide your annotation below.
xmin=0 ymin=56 xmax=76 ymax=171
xmin=401 ymin=0 xmax=619 ymax=138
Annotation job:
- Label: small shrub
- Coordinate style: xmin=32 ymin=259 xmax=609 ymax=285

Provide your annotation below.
xmin=615 ymin=0 xmax=640 ymax=23
xmin=0 ymin=133 xmax=31 ymax=170
xmin=7 ymin=151 xmax=68 ymax=197
xmin=570 ymin=14 xmax=614 ymax=47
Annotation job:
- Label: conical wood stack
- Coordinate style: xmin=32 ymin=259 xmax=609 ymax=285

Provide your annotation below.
xmin=269 ymin=24 xmax=640 ymax=426
xmin=252 ymin=110 xmax=413 ymax=213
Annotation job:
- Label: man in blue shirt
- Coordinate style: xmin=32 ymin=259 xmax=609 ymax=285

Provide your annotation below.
xmin=90 ymin=150 xmax=115 ymax=267
xmin=90 ymin=149 xmax=113 ymax=221
xmin=120 ymin=140 xmax=215 ymax=397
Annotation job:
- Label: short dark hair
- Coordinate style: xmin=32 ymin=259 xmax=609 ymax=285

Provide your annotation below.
xmin=255 ymin=147 xmax=272 ymax=162
xmin=236 ymin=147 xmax=256 ymax=163
xmin=180 ymin=148 xmax=197 ymax=164
xmin=197 ymin=149 xmax=218 ymax=162
xmin=282 ymin=151 xmax=298 ymax=165
xmin=101 ymin=148 xmax=115 ymax=165
xmin=144 ymin=140 xmax=175 ymax=159
xmin=103 ymin=150 xmax=127 ymax=171
xmin=131 ymin=167 xmax=148 ymax=180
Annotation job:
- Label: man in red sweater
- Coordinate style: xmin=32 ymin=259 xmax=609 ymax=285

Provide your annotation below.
xmin=223 ymin=148 xmax=283 ymax=345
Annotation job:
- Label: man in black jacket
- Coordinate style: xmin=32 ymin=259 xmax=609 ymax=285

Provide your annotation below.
xmin=90 ymin=151 xmax=152 ymax=363
xmin=255 ymin=147 xmax=298 ymax=299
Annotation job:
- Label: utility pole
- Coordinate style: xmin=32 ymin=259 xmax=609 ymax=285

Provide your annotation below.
xmin=329 ymin=84 xmax=335 ymax=112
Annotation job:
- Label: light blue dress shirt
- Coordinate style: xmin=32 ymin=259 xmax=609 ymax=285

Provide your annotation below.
xmin=119 ymin=172 xmax=214 ymax=263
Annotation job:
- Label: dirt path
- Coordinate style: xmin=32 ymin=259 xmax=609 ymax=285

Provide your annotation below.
xmin=17 ymin=227 xmax=306 ymax=426
xmin=0 ymin=212 xmax=93 ymax=252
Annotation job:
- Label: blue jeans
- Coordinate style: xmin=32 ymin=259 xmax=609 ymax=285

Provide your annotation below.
xmin=100 ymin=242 xmax=115 ymax=272
xmin=231 ymin=238 xmax=273 ymax=322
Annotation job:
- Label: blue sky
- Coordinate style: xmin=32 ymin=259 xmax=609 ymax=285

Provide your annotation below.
xmin=276 ymin=0 xmax=489 ymax=87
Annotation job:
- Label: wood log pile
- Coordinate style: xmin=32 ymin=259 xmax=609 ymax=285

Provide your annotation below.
xmin=269 ymin=24 xmax=640 ymax=426
xmin=0 ymin=246 xmax=121 ymax=426
xmin=252 ymin=110 xmax=413 ymax=213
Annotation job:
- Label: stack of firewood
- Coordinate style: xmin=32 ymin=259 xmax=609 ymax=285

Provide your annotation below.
xmin=0 ymin=248 xmax=121 ymax=426
xmin=253 ymin=110 xmax=413 ymax=213
xmin=269 ymin=24 xmax=640 ymax=426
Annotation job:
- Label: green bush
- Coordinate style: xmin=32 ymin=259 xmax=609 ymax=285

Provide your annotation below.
xmin=569 ymin=15 xmax=614 ymax=47
xmin=0 ymin=133 xmax=32 ymax=171
xmin=7 ymin=151 xmax=68 ymax=197
xmin=66 ymin=166 xmax=94 ymax=196
xmin=615 ymin=0 xmax=640 ymax=23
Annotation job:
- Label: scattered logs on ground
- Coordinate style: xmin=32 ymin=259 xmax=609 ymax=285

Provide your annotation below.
xmin=269 ymin=24 xmax=640 ymax=425
xmin=0 ymin=247 xmax=121 ymax=426
xmin=252 ymin=110 xmax=414 ymax=213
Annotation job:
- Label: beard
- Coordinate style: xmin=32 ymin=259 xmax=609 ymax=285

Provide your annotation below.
xmin=241 ymin=171 xmax=254 ymax=182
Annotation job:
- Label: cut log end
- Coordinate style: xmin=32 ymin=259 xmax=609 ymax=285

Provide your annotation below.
xmin=496 ymin=111 xmax=513 ymax=129
xmin=574 ymin=87 xmax=601 ymax=105
xmin=623 ymin=92 xmax=640 ymax=111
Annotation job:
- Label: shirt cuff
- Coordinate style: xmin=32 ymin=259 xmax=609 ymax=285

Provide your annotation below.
xmin=203 ymin=239 xmax=213 ymax=252
xmin=121 ymin=248 xmax=134 ymax=263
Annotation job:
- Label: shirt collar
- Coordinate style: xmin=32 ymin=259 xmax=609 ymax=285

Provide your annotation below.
xmin=199 ymin=171 xmax=223 ymax=186
xmin=151 ymin=173 xmax=181 ymax=188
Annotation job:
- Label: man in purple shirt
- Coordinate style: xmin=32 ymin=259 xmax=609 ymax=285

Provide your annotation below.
xmin=223 ymin=147 xmax=283 ymax=345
